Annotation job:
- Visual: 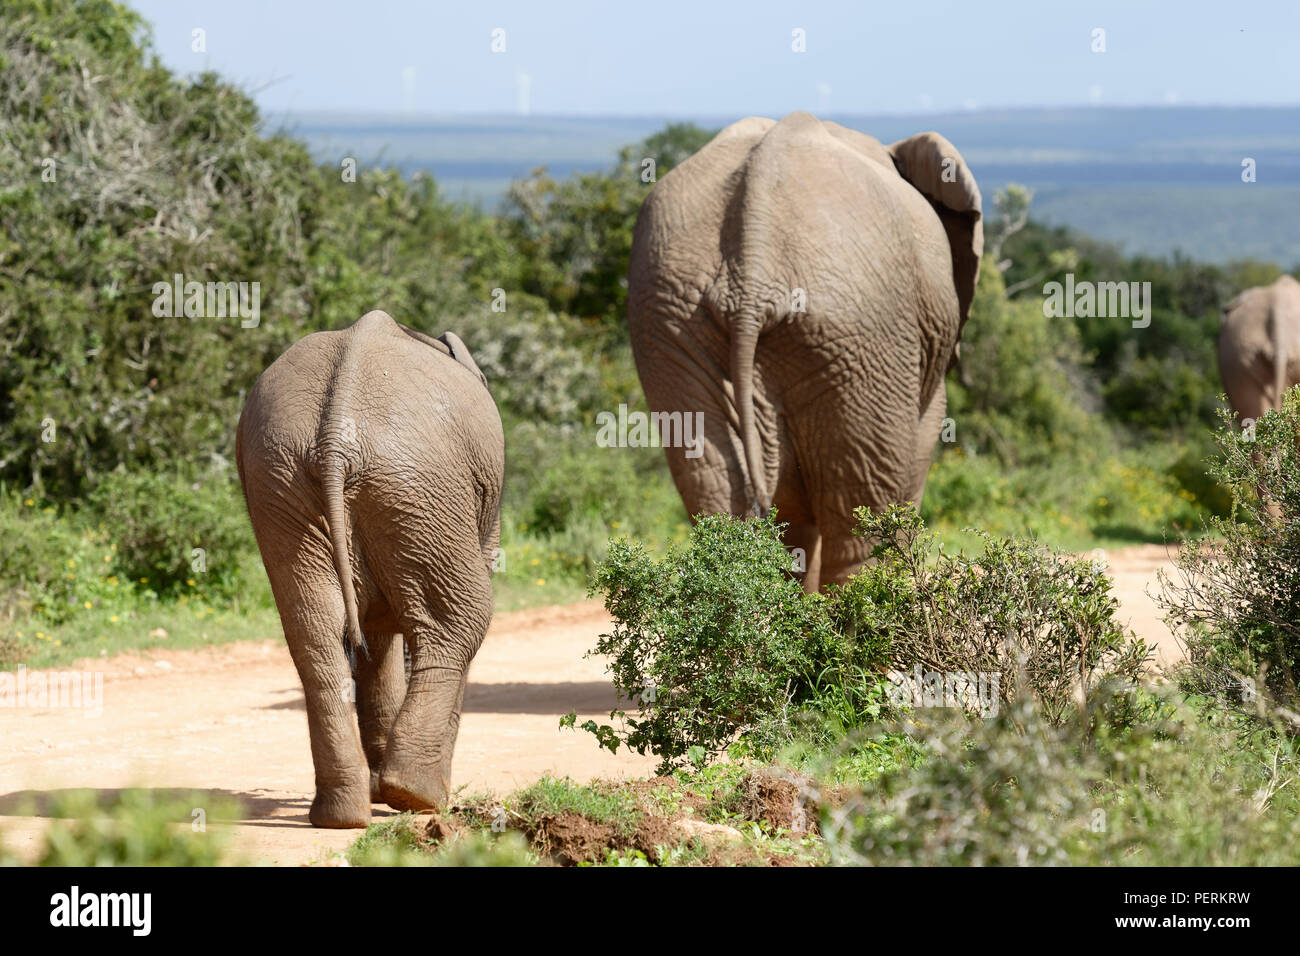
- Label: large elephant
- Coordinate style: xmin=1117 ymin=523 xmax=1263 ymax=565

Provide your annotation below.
xmin=627 ymin=111 xmax=982 ymax=590
xmin=236 ymin=310 xmax=504 ymax=828
xmin=1219 ymin=274 xmax=1300 ymax=423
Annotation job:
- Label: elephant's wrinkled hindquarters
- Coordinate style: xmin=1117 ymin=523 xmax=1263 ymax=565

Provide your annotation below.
xmin=236 ymin=311 xmax=504 ymax=828
xmin=627 ymin=112 xmax=983 ymax=591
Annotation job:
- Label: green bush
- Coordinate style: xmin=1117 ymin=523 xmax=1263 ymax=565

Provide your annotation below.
xmin=577 ymin=506 xmax=1148 ymax=771
xmin=575 ymin=513 xmax=845 ymax=770
xmin=822 ymin=688 xmax=1300 ymax=866
xmin=1163 ymin=392 xmax=1300 ymax=718
xmin=88 ymin=471 xmax=256 ymax=597
xmin=946 ymin=260 xmax=1109 ymax=468
xmin=505 ymin=422 xmax=680 ymax=538
xmin=12 ymin=788 xmax=238 ymax=866
xmin=837 ymin=505 xmax=1150 ymax=726
xmin=1083 ymin=453 xmax=1203 ymax=539
xmin=468 ymin=307 xmax=601 ymax=422
xmin=430 ymin=830 xmax=535 ymax=867
xmin=0 ymin=491 xmax=108 ymax=626
xmin=0 ymin=1 xmax=505 ymax=497
xmin=346 ymin=813 xmax=535 ymax=866
xmin=492 ymin=419 xmax=685 ymax=607
xmin=923 ymin=444 xmax=1213 ymax=548
xmin=503 ymin=122 xmax=715 ymax=338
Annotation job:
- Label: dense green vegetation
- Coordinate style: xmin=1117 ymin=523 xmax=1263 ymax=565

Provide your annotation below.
xmin=1 ymin=1 xmax=1294 ymax=668
xmin=515 ymin=402 xmax=1300 ymax=866
xmin=572 ymin=505 xmax=1151 ymax=767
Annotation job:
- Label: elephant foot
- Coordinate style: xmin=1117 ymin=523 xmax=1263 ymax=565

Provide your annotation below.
xmin=378 ymin=760 xmax=447 ymax=812
xmin=309 ymin=777 xmax=372 ymax=828
xmin=370 ymin=769 xmax=384 ymax=804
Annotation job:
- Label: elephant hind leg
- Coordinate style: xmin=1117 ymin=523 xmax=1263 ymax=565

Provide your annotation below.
xmin=353 ymin=631 xmax=405 ymax=802
xmin=378 ymin=558 xmax=493 ymax=812
xmin=278 ymin=583 xmax=372 ymax=828
xmin=816 ymin=521 xmax=873 ymax=590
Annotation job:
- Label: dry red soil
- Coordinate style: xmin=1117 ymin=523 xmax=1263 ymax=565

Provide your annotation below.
xmin=0 ymin=544 xmax=1182 ymax=865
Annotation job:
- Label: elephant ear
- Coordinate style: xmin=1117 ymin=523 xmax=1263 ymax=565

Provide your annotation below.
xmin=888 ymin=132 xmax=983 ymax=336
xmin=438 ymin=331 xmax=489 ymax=388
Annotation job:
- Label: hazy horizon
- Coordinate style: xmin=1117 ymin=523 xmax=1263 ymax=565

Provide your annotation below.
xmin=124 ymin=1 xmax=1300 ymax=116
xmin=276 ymin=105 xmax=1300 ymax=265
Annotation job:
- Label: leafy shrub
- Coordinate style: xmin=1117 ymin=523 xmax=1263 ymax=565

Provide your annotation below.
xmin=0 ymin=492 xmax=108 ymax=625
xmin=0 ymin=1 xmax=502 ymax=496
xmin=88 ymin=471 xmax=256 ymax=597
xmin=1162 ymin=392 xmax=1300 ymax=719
xmin=346 ymin=811 xmax=536 ymax=867
xmin=923 ymin=444 xmax=1215 ymax=548
xmin=503 ymin=122 xmax=715 ymax=337
xmin=946 ymin=260 xmax=1109 ymax=468
xmin=1084 ymin=455 xmax=1203 ymax=538
xmin=578 ymin=506 xmax=1148 ymax=770
xmin=16 ymin=789 xmax=238 ymax=866
xmin=430 ymin=830 xmax=535 ymax=867
xmin=824 ymin=693 xmax=1108 ymax=865
xmin=838 ymin=505 xmax=1150 ymax=726
xmin=576 ymin=513 xmax=845 ymax=770
xmin=1103 ymin=347 xmax=1222 ymax=436
xmin=467 ymin=306 xmax=601 ymax=422
xmin=821 ymin=685 xmax=1300 ymax=866
xmin=505 ymin=422 xmax=682 ymax=537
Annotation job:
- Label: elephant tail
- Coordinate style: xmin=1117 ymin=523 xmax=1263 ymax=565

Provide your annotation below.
xmin=731 ymin=318 xmax=771 ymax=516
xmin=321 ymin=449 xmax=367 ymax=659
xmin=317 ymin=332 xmax=367 ymax=660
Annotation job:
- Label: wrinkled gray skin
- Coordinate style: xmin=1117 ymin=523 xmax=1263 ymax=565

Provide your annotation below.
xmin=627 ymin=112 xmax=983 ymax=590
xmin=236 ymin=310 xmax=503 ymax=828
xmin=1219 ymin=275 xmax=1300 ymax=423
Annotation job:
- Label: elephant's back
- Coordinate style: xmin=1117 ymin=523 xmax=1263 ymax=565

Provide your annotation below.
xmin=1218 ymin=281 xmax=1300 ymax=414
xmin=630 ymin=112 xmax=945 ymax=334
xmin=238 ymin=314 xmax=503 ymax=486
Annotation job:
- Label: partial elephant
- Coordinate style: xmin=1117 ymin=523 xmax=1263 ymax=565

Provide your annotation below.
xmin=627 ymin=111 xmax=982 ymax=590
xmin=236 ymin=310 xmax=504 ymax=828
xmin=1219 ymin=274 xmax=1300 ymax=424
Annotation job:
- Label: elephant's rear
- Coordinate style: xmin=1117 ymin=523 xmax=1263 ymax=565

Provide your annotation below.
xmin=237 ymin=313 xmax=504 ymax=644
xmin=1219 ymin=275 xmax=1300 ymax=420
xmin=237 ymin=312 xmax=504 ymax=825
xmin=627 ymin=112 xmax=982 ymax=588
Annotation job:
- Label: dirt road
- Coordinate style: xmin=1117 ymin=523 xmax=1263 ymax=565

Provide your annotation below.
xmin=0 ymin=545 xmax=1181 ymax=865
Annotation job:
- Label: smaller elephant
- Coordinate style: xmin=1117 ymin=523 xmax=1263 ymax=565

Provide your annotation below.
xmin=1219 ymin=274 xmax=1300 ymax=423
xmin=237 ymin=310 xmax=504 ymax=828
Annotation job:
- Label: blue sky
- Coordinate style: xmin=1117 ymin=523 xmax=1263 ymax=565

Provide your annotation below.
xmin=125 ymin=1 xmax=1300 ymax=116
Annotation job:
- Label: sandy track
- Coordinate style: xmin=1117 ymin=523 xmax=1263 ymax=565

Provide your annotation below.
xmin=0 ymin=545 xmax=1180 ymax=865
